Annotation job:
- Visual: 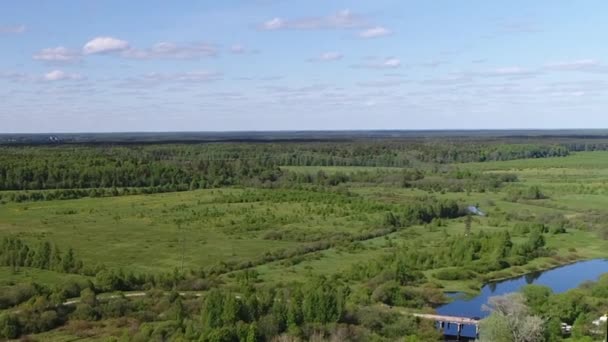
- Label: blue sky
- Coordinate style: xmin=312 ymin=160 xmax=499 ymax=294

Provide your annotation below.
xmin=1 ymin=0 xmax=607 ymax=132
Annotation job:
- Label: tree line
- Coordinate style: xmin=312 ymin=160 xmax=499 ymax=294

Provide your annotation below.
xmin=0 ymin=139 xmax=569 ymax=192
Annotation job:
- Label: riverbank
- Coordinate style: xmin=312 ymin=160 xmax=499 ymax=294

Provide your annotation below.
xmin=436 ymin=258 xmax=608 ymax=339
xmin=433 ymin=251 xmax=600 ymax=296
xmin=429 ymin=225 xmax=608 ymax=296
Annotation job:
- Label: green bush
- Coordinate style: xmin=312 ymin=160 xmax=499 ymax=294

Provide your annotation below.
xmin=434 ymin=268 xmax=477 ymax=281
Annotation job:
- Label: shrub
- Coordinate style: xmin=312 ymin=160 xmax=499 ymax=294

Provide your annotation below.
xmin=0 ymin=313 xmax=21 ymax=339
xmin=434 ymin=268 xmax=477 ymax=281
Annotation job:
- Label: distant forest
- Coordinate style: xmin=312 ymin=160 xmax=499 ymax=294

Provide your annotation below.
xmin=0 ymin=138 xmax=581 ymax=192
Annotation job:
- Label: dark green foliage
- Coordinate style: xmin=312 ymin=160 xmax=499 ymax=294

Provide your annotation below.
xmin=197 ymin=279 xmax=349 ymax=340
xmin=434 ymin=268 xmax=477 ymax=281
xmin=506 ymin=186 xmax=548 ymax=201
xmin=0 ymin=145 xmax=283 ymax=192
xmin=301 ymin=277 xmax=347 ymax=324
xmin=521 ymin=285 xmax=553 ymax=315
xmin=0 ymin=282 xmax=47 ymax=309
xmin=0 ymin=313 xmax=20 ymax=339
xmin=0 ymin=237 xmax=84 ymax=274
xmin=0 ymin=139 xmax=567 ymax=200
xmin=394 ymin=258 xmax=426 ymax=285
xmin=544 ymin=317 xmax=563 ymax=342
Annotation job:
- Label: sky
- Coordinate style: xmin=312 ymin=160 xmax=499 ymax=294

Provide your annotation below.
xmin=1 ymin=0 xmax=608 ymax=133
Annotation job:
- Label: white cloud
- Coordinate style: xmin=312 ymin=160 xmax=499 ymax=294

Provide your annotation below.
xmin=80 ymin=38 xmax=216 ymax=59
xmin=122 ymin=42 xmax=217 ymax=59
xmin=120 ymin=71 xmax=223 ymax=87
xmin=357 ymin=79 xmax=405 ymax=87
xmin=358 ymin=26 xmax=392 ymax=39
xmin=478 ymin=67 xmax=539 ymax=78
xmin=421 ymin=60 xmax=446 ymax=68
xmin=0 ymin=71 xmax=30 ymax=82
xmin=43 ymin=70 xmax=83 ymax=81
xmin=310 ymin=51 xmax=343 ymax=62
xmin=491 ymin=67 xmax=530 ymax=75
xmin=228 ymin=44 xmax=257 ymax=55
xmin=0 ymin=25 xmax=25 ymax=34
xmin=263 ymin=84 xmax=328 ymax=94
xmin=419 ymin=75 xmax=472 ymax=86
xmin=454 ymin=67 xmax=540 ymax=79
xmin=260 ymin=9 xmax=366 ymax=30
xmin=83 ymin=37 xmax=130 ymax=55
xmin=262 ymin=18 xmax=287 ymax=30
xmin=500 ymin=20 xmax=542 ymax=34
xmin=545 ymin=59 xmax=607 ymax=72
xmin=383 ymin=58 xmax=401 ymax=68
xmin=230 ymin=44 xmax=246 ymax=54
xmin=353 ymin=57 xmax=401 ymax=69
xmin=33 ymin=47 xmax=81 ymax=62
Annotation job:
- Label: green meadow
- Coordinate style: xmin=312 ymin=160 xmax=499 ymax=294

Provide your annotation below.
xmin=4 ymin=146 xmax=608 ymax=341
xmin=2 ymin=152 xmax=608 ymax=289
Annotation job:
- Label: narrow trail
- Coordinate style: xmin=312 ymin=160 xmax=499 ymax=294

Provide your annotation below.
xmin=61 ymin=291 xmax=203 ymax=306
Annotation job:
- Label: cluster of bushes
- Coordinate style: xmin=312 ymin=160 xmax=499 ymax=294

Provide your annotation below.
xmin=513 ymin=220 xmax=567 ymax=236
xmin=505 ymin=185 xmax=548 ymax=202
xmin=383 ymin=198 xmax=465 ymax=228
xmin=0 ymin=279 xmax=95 ymax=339
xmin=346 ymin=227 xmax=552 ymax=290
xmin=433 ymin=268 xmax=478 ymax=281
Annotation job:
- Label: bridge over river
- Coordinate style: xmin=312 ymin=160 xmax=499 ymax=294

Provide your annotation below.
xmin=412 ymin=313 xmax=479 ymax=339
xmin=380 ymin=305 xmax=479 ymax=340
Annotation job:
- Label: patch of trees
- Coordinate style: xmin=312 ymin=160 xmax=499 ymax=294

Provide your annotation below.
xmin=0 ymin=274 xmax=440 ymax=341
xmin=0 ymin=297 xmax=64 ymax=339
xmin=383 ymin=197 xmax=465 ymax=228
xmin=346 ymin=228 xmax=551 ymax=289
xmin=516 ymin=274 xmax=608 ymax=340
xmin=0 ymin=145 xmax=282 ymax=192
xmin=0 ymin=237 xmax=83 ymax=274
xmin=0 ymin=185 xmax=192 ymax=203
xmin=199 ymin=277 xmax=347 ymax=340
xmin=0 ymin=139 xmax=568 ymax=195
xmin=0 ymin=282 xmax=47 ymax=310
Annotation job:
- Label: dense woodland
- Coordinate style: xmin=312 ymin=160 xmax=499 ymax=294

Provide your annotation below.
xmin=0 ymin=138 xmax=576 ymax=191
xmin=1 ymin=137 xmax=608 ymax=341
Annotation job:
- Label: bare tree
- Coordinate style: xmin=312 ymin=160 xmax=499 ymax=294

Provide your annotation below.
xmin=479 ymin=293 xmax=545 ymax=342
xmin=271 ymin=334 xmax=301 ymax=342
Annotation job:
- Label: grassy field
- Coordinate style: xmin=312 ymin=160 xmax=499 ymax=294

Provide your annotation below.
xmin=2 ymin=152 xmax=608 ymax=295
xmin=0 ymin=188 xmax=392 ymax=273
xmin=3 ymin=150 xmax=608 ymax=341
xmin=0 ymin=266 xmax=90 ymax=287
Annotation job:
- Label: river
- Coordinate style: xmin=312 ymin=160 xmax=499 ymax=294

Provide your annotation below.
xmin=437 ymin=258 xmax=608 ymax=339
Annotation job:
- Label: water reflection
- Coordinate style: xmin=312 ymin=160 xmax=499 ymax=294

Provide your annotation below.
xmin=436 ymin=259 xmax=608 ymax=338
xmin=525 ymin=270 xmax=541 ymax=284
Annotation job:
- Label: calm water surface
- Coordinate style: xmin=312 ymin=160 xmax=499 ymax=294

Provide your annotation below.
xmin=437 ymin=259 xmax=608 ymax=338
